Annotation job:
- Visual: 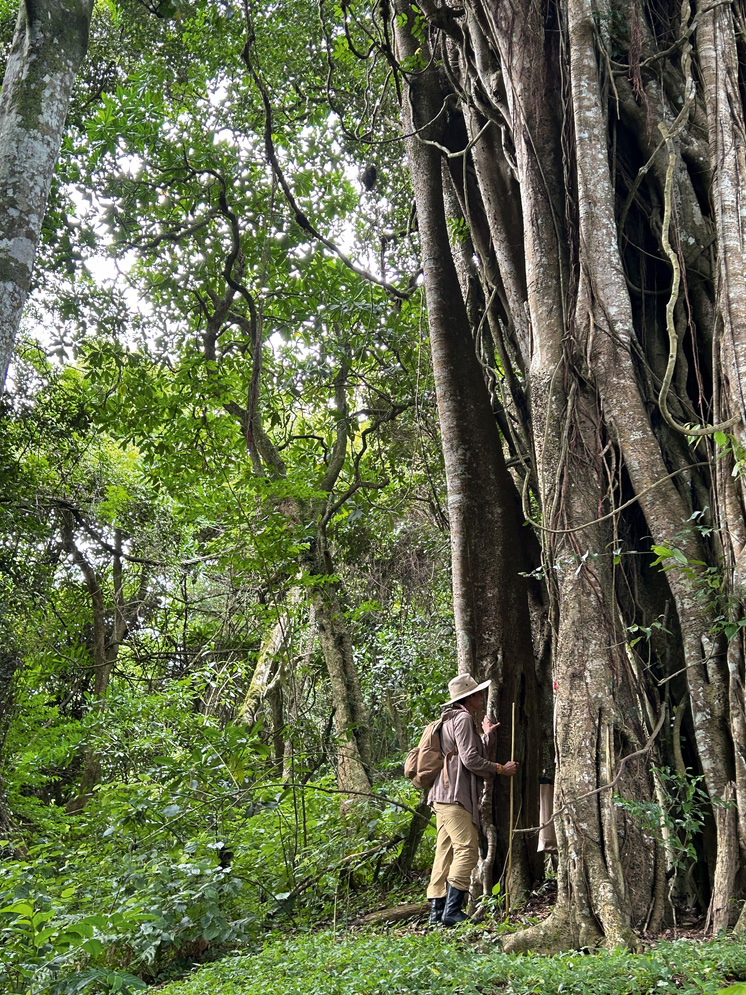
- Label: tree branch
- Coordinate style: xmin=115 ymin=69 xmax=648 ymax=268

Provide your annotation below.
xmin=240 ymin=16 xmax=410 ymax=301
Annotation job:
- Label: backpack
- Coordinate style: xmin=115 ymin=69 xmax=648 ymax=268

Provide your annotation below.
xmin=404 ymin=718 xmax=456 ymax=790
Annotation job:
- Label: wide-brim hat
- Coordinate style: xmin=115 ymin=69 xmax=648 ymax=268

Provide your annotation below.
xmin=446 ymin=673 xmax=492 ymax=704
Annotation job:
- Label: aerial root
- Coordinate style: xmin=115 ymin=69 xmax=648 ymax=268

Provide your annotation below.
xmin=500 ymin=908 xmax=587 ymax=955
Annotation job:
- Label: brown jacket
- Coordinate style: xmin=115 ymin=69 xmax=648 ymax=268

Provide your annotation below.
xmin=427 ymin=706 xmax=498 ymax=827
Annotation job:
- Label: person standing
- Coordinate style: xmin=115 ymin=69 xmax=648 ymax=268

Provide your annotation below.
xmin=427 ymin=673 xmax=519 ymax=926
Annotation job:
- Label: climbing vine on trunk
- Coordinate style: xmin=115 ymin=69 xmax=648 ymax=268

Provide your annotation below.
xmin=360 ymin=0 xmax=746 ymax=950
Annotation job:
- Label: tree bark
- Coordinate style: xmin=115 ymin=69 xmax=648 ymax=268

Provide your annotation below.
xmin=239 ymin=591 xmax=298 ymax=726
xmin=0 ymin=0 xmax=93 ymax=385
xmin=386 ymin=0 xmax=746 ymax=949
xmin=706 ymin=781 xmax=738 ymax=933
xmin=311 ymin=532 xmax=373 ymax=797
xmin=393 ymin=0 xmax=540 ymax=902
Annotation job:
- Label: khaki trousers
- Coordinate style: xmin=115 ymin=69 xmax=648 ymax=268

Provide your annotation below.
xmin=426 ymin=802 xmax=479 ymax=898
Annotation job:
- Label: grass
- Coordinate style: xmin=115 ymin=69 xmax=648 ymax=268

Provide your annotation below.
xmin=157 ymin=928 xmax=746 ymax=995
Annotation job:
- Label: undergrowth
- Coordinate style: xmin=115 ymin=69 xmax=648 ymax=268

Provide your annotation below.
xmin=158 ymin=930 xmax=746 ymax=995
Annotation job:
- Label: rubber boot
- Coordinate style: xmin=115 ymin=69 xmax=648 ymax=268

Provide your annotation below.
xmin=428 ymin=896 xmax=446 ymax=926
xmin=441 ymin=883 xmax=469 ymax=926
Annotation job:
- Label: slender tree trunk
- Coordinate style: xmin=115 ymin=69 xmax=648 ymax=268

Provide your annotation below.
xmin=311 ymin=529 xmax=372 ymax=797
xmin=0 ymin=626 xmax=20 ymax=830
xmin=696 ymin=0 xmax=746 ymax=453
xmin=60 ymin=520 xmax=130 ymax=808
xmin=283 ymin=604 xmax=315 ymax=780
xmin=384 ymin=691 xmax=408 ymax=753
xmin=0 ymin=0 xmax=93 ymax=385
xmin=239 ymin=591 xmax=298 ymax=726
xmin=697 ymin=0 xmax=746 ymax=899
xmin=389 ymin=797 xmax=431 ymax=879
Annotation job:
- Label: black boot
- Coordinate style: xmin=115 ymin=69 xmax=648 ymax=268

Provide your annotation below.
xmin=441 ymin=883 xmax=469 ymax=926
xmin=428 ymin=896 xmax=446 ymax=926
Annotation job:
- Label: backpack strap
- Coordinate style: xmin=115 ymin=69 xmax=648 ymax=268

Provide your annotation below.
xmin=441 ymin=747 xmax=458 ymax=787
xmin=439 ymin=717 xmax=458 ymax=788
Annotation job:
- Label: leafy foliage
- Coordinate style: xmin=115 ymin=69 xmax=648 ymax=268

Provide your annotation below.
xmin=8 ymin=0 xmax=746 ymax=977
xmin=155 ymin=933 xmax=746 ymax=995
xmin=0 ymin=764 xmax=428 ymax=991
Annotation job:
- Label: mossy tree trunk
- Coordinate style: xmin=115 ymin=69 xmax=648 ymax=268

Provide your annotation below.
xmin=0 ymin=0 xmax=93 ymax=385
xmin=201 ymin=291 xmax=374 ymax=799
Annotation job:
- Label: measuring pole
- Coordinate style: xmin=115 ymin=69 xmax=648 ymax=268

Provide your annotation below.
xmin=506 ymin=701 xmax=516 ymax=917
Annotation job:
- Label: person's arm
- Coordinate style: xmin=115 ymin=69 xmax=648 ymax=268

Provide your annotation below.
xmin=452 ymin=711 xmax=501 ymax=776
xmin=481 ymin=716 xmax=499 ymax=751
xmin=480 ymin=715 xmax=519 ymax=777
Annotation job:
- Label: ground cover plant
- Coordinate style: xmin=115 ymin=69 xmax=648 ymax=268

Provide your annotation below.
xmin=156 ymin=931 xmax=746 ymax=995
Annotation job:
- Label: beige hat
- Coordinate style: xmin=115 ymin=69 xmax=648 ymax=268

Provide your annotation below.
xmin=446 ymin=673 xmax=491 ymax=704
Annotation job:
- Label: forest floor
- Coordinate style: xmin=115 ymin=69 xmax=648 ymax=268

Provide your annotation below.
xmin=352 ymin=880 xmax=707 ymax=945
xmin=156 ymin=883 xmax=745 ymax=995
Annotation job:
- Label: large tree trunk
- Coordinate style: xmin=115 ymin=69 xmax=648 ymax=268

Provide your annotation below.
xmin=393 ymin=0 xmax=540 ymax=903
xmin=506 ymin=386 xmax=658 ymax=952
xmin=385 ymin=0 xmax=746 ymax=949
xmin=0 ymin=0 xmax=93 ymax=385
